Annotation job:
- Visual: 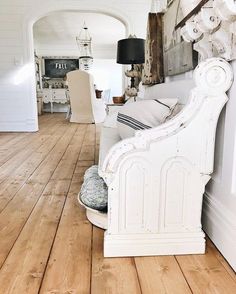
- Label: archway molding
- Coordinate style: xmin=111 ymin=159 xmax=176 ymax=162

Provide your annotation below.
xmin=23 ymin=3 xmax=131 ymax=130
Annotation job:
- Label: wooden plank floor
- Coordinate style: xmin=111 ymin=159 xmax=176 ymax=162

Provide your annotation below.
xmin=0 ymin=113 xmax=235 ymax=294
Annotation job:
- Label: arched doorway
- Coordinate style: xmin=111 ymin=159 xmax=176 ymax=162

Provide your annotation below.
xmin=23 ymin=5 xmax=131 ymax=130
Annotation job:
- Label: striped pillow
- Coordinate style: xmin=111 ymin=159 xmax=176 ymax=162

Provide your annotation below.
xmin=117 ymin=99 xmax=178 ymax=139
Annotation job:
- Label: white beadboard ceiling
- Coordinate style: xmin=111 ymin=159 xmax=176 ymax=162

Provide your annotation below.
xmin=33 ymin=12 xmax=126 ymax=58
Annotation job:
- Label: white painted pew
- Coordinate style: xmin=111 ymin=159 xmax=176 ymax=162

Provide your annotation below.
xmin=88 ymin=58 xmax=234 ymax=257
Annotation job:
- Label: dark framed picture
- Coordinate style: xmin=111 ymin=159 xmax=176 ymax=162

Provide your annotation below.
xmin=44 ymin=58 xmax=79 ymax=78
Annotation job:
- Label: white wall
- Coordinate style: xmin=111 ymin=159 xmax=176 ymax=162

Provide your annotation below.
xmin=90 ymin=59 xmax=123 ymax=102
xmin=166 ymin=63 xmax=236 ymax=271
xmin=0 ymin=0 xmax=149 ymax=131
xmin=202 ymin=60 xmax=236 ymax=271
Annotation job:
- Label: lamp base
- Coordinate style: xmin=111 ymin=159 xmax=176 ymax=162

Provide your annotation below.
xmin=130 ymin=64 xmax=135 ymax=88
xmin=125 ymin=86 xmax=138 ymax=99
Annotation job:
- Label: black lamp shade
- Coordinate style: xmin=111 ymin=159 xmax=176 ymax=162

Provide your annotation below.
xmin=117 ymin=38 xmax=145 ymax=65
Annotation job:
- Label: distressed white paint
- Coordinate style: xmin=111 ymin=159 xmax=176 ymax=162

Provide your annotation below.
xmin=95 ymin=58 xmax=234 ymax=257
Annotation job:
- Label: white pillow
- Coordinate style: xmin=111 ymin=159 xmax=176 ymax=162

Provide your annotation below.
xmin=165 ymin=103 xmax=184 ymax=121
xmin=138 ymin=82 xmax=146 ymax=99
xmin=103 ymin=111 xmax=118 ymax=128
xmin=117 ymin=99 xmax=178 ymax=139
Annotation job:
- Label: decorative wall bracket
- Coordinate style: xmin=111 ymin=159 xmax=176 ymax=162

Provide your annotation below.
xmin=193 ymin=33 xmax=214 ymax=60
xmin=195 ymin=5 xmax=221 ymax=33
xmin=181 ymin=20 xmax=203 ymax=42
xmin=211 ymin=23 xmax=233 ymax=60
xmin=213 ymin=0 xmax=236 ymax=21
xmin=180 ymin=0 xmax=236 ymax=61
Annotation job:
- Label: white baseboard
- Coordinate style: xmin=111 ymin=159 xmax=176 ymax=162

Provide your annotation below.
xmin=0 ymin=119 xmax=38 ymax=132
xmin=104 ymin=232 xmax=205 ymax=257
xmin=202 ymin=192 xmax=236 ymax=271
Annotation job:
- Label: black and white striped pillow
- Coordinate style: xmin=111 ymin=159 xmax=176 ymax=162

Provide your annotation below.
xmin=117 ymin=112 xmax=152 ymax=131
xmin=117 ymin=99 xmax=178 ymax=139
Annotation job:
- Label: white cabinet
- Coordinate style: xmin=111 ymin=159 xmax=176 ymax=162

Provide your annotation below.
xmin=42 ymin=89 xmax=68 ymax=113
xmin=42 ymin=89 xmax=52 ymax=104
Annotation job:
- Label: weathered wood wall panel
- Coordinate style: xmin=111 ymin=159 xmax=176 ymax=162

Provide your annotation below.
xmin=142 ymin=13 xmax=164 ymax=85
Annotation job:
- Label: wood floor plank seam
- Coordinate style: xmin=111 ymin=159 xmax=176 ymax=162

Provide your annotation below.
xmin=0 ymin=156 xmax=75 ymax=274
xmin=0 ymin=122 xmax=80 ymax=263
xmin=215 ymin=252 xmax=236 ymax=283
xmin=0 ymin=125 xmax=86 ymax=293
xmin=0 ymin=133 xmax=48 ymax=170
xmin=0 ymin=116 xmax=235 ymax=294
xmin=0 ymin=133 xmax=30 ymax=150
xmin=175 ymin=246 xmax=236 ymax=293
xmin=38 ymin=125 xmax=89 ymax=294
xmin=0 ymin=180 xmax=72 ymax=294
xmin=174 ymin=256 xmax=194 ymax=294
xmin=0 ymin=120 xmax=70 ymax=180
xmin=0 ymin=124 xmax=79 ymax=273
xmin=0 ymin=121 xmax=66 ymax=175
xmin=132 ymin=258 xmax=143 ymax=294
xmin=0 ymin=122 xmax=70 ymax=213
xmin=207 ymin=238 xmax=236 ymax=283
xmin=39 ymin=125 xmax=95 ymax=294
xmin=0 ymin=116 xmax=67 ymax=169
xmin=89 ymin=224 xmax=95 ymax=294
xmin=0 ymin=121 xmax=70 ymax=212
xmin=37 ymin=184 xmax=73 ymax=294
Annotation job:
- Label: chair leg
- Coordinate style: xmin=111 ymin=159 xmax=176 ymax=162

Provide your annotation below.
xmin=66 ymin=105 xmax=71 ymax=119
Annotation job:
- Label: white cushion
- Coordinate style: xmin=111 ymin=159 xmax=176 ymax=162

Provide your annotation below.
xmin=98 ymin=126 xmax=121 ymax=169
xmin=103 ymin=111 xmax=118 ymax=128
xmin=138 ymin=82 xmax=146 ymax=99
xmin=117 ymin=99 xmax=178 ymax=139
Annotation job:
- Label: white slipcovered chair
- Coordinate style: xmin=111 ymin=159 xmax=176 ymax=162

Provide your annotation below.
xmin=67 ymin=70 xmax=106 ymax=123
xmin=80 ymin=58 xmax=234 ymax=257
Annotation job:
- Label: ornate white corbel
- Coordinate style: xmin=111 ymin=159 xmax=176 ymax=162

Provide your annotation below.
xmin=230 ymin=21 xmax=236 ymax=60
xmin=211 ymin=22 xmax=233 ymax=60
xmin=194 ymin=34 xmax=214 ymax=61
xmin=230 ymin=20 xmax=236 ymax=34
xmin=213 ymin=0 xmax=236 ymax=21
xmin=179 ymin=0 xmax=236 ymax=61
xmin=195 ymin=6 xmax=221 ymax=33
xmin=181 ymin=20 xmax=203 ymax=42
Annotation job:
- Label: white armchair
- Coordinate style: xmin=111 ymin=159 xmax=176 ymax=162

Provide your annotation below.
xmin=67 ymin=70 xmax=106 ymax=123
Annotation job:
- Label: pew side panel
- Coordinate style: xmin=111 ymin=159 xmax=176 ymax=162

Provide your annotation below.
xmin=100 ymin=58 xmax=233 ymax=257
